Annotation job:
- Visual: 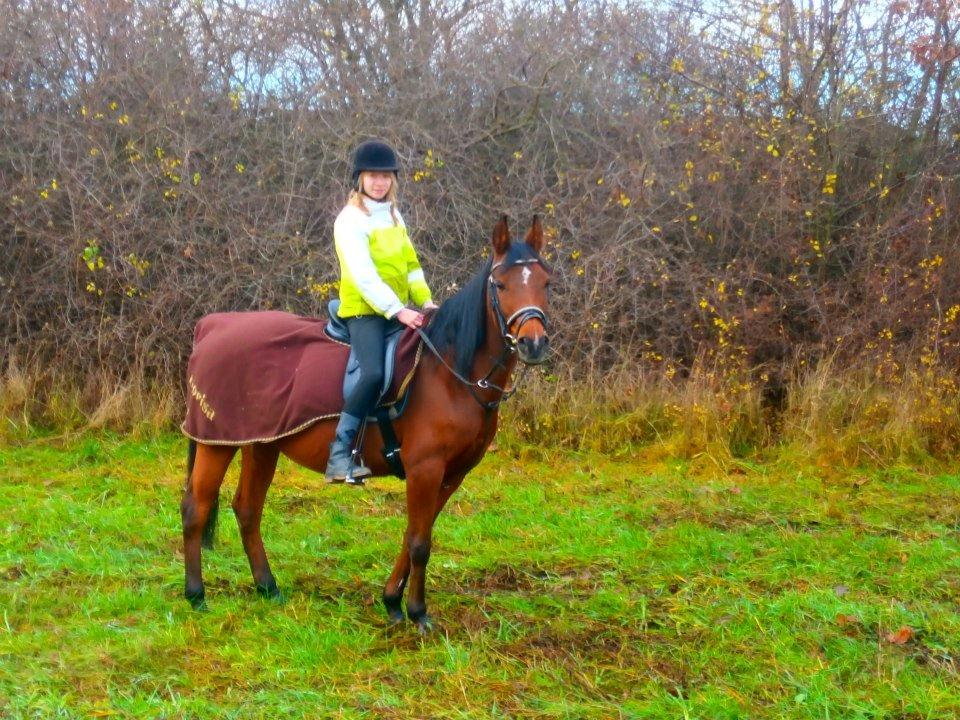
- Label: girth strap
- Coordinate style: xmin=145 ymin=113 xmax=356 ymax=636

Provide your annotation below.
xmin=375 ymin=407 xmax=406 ymax=479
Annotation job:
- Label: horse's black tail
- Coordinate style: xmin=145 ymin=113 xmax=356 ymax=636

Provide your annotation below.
xmin=201 ymin=496 xmax=219 ymax=551
xmin=186 ymin=438 xmax=197 ymax=486
xmin=185 ymin=438 xmax=219 ymax=550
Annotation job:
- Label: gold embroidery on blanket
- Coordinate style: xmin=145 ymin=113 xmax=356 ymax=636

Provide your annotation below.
xmin=188 ymin=375 xmax=216 ymax=421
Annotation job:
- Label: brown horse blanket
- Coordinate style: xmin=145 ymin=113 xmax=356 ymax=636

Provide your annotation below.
xmin=181 ymin=311 xmax=422 ymax=445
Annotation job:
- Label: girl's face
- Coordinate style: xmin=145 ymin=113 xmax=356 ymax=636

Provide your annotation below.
xmin=361 ymin=171 xmax=393 ymax=201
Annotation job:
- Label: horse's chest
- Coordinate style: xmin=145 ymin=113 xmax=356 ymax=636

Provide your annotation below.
xmin=446 ymin=414 xmax=497 ymax=467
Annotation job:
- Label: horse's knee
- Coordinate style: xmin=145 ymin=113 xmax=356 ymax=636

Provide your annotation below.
xmin=409 ymin=538 xmax=431 ymax=566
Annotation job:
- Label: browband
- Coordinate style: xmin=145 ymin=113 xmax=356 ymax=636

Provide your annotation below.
xmin=491 ymin=258 xmax=542 ymax=271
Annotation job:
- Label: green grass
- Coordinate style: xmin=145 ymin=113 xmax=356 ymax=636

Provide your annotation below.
xmin=1 ymin=433 xmax=959 ymax=718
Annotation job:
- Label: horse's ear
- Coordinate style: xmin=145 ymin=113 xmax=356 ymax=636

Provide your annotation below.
xmin=525 ymin=214 xmax=544 ymax=253
xmin=492 ymin=215 xmax=511 ymax=256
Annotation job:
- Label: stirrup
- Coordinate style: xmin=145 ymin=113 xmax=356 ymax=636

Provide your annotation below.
xmin=345 ymin=451 xmax=372 ymax=486
xmin=325 ymin=463 xmax=371 ymax=484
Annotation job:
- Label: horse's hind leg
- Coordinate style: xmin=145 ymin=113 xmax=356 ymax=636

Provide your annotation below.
xmin=233 ymin=443 xmax=281 ymax=599
xmin=181 ymin=443 xmax=237 ymax=608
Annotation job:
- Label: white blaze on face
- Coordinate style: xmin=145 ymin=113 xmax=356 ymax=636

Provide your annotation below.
xmin=521 ymin=266 xmax=532 ymax=286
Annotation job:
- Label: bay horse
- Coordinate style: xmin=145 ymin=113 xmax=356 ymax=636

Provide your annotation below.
xmin=180 ymin=216 xmax=551 ymax=632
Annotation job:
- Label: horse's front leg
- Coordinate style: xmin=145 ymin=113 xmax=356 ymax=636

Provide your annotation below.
xmin=396 ymin=460 xmax=456 ymax=633
xmin=383 ymin=469 xmax=467 ymax=628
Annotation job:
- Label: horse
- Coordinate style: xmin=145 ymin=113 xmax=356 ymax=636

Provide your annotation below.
xmin=180 ymin=215 xmax=551 ymax=632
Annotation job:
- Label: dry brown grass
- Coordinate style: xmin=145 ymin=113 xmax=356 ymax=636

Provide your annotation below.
xmin=4 ymin=348 xmax=958 ymax=469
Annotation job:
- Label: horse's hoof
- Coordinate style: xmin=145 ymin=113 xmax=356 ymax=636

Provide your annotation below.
xmin=256 ymin=583 xmax=284 ymax=603
xmin=413 ymin=615 xmax=435 ymax=635
xmin=186 ymin=590 xmax=207 ymax=611
xmin=386 ymin=610 xmax=406 ymax=629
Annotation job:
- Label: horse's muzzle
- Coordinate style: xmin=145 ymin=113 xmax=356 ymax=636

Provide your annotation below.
xmin=517 ymin=334 xmax=549 ymax=364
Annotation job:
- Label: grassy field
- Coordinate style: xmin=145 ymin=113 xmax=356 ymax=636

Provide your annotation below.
xmin=1 ymin=432 xmax=959 ymax=718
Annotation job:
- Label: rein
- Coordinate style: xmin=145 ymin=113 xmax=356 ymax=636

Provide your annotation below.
xmin=417 ymin=258 xmax=548 ymax=410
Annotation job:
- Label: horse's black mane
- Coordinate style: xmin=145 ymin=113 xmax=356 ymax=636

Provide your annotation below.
xmin=425 ymin=242 xmax=543 ymax=377
xmin=425 ymin=259 xmax=492 ymax=377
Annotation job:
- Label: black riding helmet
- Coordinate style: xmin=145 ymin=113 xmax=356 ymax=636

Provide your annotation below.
xmin=351 ymin=140 xmax=400 ymax=185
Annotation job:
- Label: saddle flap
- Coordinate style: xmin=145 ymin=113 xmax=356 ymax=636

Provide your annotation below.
xmin=325 ymin=300 xmax=350 ymax=343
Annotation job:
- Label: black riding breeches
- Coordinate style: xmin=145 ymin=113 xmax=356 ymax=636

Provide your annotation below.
xmin=343 ymin=315 xmax=394 ymax=418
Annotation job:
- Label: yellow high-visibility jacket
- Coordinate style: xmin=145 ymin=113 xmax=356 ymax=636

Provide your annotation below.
xmin=333 ymin=198 xmax=432 ymax=318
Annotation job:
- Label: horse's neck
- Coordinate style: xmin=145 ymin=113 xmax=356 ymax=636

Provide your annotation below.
xmin=417 ymin=297 xmax=517 ymax=410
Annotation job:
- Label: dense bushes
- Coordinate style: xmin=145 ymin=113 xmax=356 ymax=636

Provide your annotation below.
xmin=1 ymin=0 xmax=958 ymax=449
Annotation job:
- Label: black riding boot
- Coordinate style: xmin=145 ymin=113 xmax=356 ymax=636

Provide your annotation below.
xmin=325 ymin=413 xmax=372 ymax=484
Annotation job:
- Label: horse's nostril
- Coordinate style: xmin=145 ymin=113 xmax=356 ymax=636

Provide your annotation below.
xmin=518 ymin=335 xmax=549 ymax=361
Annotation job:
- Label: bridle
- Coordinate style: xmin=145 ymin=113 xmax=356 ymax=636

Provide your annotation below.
xmin=487 ymin=258 xmax=550 ymax=348
xmin=417 ymin=257 xmax=550 ymax=410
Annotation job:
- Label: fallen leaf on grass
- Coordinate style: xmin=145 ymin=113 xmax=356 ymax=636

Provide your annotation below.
xmin=835 ymin=614 xmax=860 ymax=627
xmin=885 ymin=626 xmax=915 ymax=644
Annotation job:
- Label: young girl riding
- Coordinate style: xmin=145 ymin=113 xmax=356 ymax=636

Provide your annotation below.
xmin=326 ymin=140 xmax=438 ymax=483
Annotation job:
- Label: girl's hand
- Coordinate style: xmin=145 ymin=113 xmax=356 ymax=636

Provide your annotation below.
xmin=423 ymin=301 xmax=440 ymax=311
xmin=396 ymin=308 xmax=425 ymax=329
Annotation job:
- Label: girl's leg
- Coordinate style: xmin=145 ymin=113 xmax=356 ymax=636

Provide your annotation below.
xmin=343 ymin=315 xmax=388 ymax=417
xmin=325 ymin=315 xmax=388 ymax=483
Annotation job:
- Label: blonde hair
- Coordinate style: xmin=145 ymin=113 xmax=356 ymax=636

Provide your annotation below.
xmin=347 ymin=172 xmax=400 ymax=225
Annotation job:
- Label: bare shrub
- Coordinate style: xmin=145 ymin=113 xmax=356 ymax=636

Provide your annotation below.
xmin=1 ymin=0 xmax=958 ymax=455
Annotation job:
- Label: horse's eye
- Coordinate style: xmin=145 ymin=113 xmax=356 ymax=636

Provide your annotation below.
xmin=494 ymin=281 xmax=506 ymax=290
